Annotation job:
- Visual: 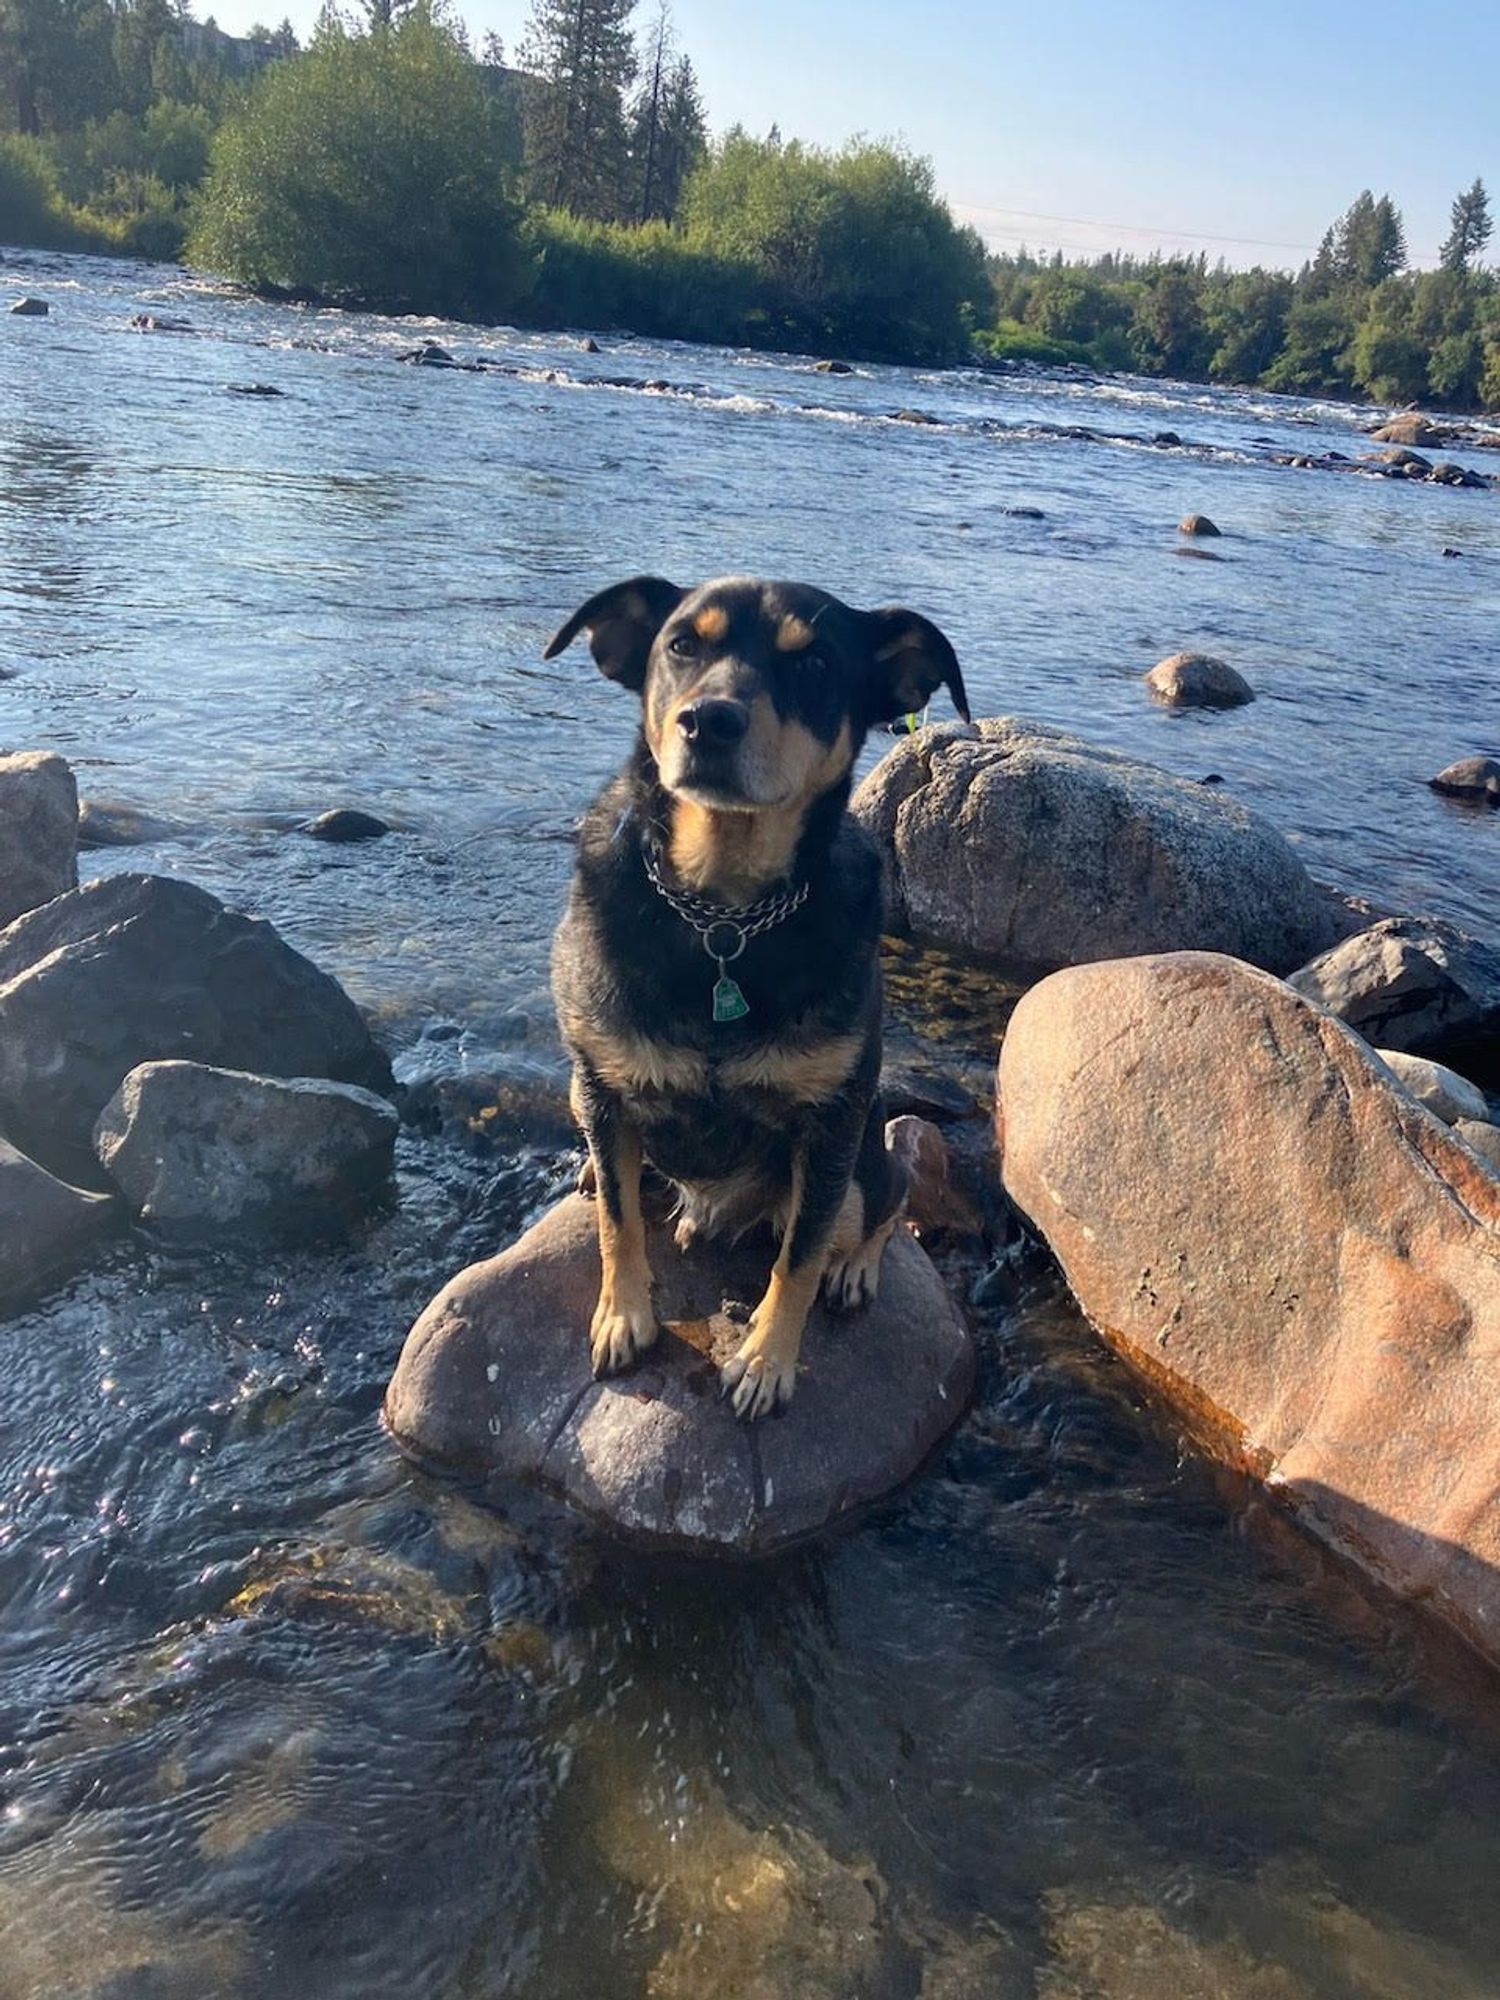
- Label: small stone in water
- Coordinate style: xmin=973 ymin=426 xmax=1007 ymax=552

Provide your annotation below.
xmin=300 ymin=808 xmax=391 ymax=842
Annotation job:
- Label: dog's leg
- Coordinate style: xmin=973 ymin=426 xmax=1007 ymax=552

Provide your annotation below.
xmin=823 ymin=1099 xmax=906 ymax=1312
xmin=720 ymin=1104 xmax=864 ymax=1420
xmin=573 ymin=1067 xmax=658 ymax=1376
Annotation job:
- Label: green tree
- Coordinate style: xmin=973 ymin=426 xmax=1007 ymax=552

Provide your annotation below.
xmin=1328 ymin=189 xmax=1405 ymax=287
xmin=1428 ymin=328 xmax=1483 ymax=407
xmin=1204 ymin=268 xmax=1292 ymax=383
xmin=627 ymin=0 xmax=670 ymax=221
xmin=1130 ymin=263 xmax=1209 ymax=377
xmin=111 ymin=0 xmax=181 ymax=117
xmin=1347 ymin=281 xmax=1428 ymax=403
xmin=1024 ymin=266 xmax=1129 ymax=347
xmin=191 ymin=7 xmax=528 ymax=317
xmin=519 ymin=0 xmax=635 ymax=219
xmin=1440 ymin=177 xmax=1492 ymax=273
xmin=1262 ymin=291 xmax=1357 ymax=394
xmin=649 ymin=53 xmax=704 ymax=221
xmin=0 ymin=0 xmax=60 ymax=133
xmin=682 ymin=131 xmax=988 ymax=361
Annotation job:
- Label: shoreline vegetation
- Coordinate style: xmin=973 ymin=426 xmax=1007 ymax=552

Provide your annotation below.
xmin=3 ymin=0 xmax=1500 ymax=400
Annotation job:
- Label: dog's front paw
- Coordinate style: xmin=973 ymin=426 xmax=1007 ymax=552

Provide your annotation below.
xmin=590 ymin=1294 xmax=659 ymax=1376
xmin=720 ymin=1326 xmax=798 ymax=1420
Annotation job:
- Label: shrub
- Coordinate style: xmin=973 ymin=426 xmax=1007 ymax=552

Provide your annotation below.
xmin=191 ymin=8 xmax=526 ymax=318
xmin=0 ymin=134 xmax=78 ymax=250
xmin=973 ymin=321 xmax=1090 ymax=366
xmin=520 ymin=208 xmax=755 ymax=342
xmin=680 ymin=132 xmax=989 ymax=362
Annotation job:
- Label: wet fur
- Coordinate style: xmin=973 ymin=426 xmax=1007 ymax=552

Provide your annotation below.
xmin=547 ymin=575 xmax=968 ymax=1417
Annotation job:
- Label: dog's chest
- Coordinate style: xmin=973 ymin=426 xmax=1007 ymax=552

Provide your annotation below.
xmin=581 ymin=1026 xmax=865 ymax=1119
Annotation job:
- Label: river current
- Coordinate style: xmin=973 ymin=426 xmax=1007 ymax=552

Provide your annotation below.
xmin=2 ymin=246 xmax=1500 ymax=1998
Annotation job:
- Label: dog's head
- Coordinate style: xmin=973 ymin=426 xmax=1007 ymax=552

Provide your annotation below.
xmin=544 ymin=574 xmax=969 ymax=814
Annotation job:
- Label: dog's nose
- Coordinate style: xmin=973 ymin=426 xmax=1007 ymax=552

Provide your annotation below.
xmin=677 ymin=698 xmax=749 ymax=749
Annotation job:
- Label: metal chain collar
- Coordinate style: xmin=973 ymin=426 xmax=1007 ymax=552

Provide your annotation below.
xmin=641 ymin=842 xmax=809 ymax=1020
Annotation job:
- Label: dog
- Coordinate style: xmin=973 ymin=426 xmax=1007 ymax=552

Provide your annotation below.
xmin=546 ymin=575 xmax=969 ymax=1419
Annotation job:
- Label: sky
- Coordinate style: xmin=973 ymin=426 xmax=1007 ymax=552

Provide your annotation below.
xmin=201 ymin=0 xmax=1496 ymax=271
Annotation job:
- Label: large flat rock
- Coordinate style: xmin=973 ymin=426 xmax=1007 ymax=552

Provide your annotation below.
xmin=852 ymin=719 xmax=1337 ymax=978
xmin=385 ymin=1195 xmax=976 ymax=1556
xmin=997 ymin=950 xmax=1500 ymax=1663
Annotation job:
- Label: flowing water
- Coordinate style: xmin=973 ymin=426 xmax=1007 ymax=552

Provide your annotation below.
xmin=2 ymin=246 xmax=1500 ymax=1998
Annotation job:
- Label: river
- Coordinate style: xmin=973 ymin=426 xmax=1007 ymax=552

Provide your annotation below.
xmin=2 ymin=245 xmax=1500 ymax=1998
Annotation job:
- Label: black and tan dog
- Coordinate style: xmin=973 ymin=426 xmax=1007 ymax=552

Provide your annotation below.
xmin=546 ymin=575 xmax=969 ymax=1419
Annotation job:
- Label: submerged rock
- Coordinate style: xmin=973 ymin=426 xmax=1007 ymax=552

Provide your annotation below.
xmin=1178 ymin=511 xmax=1221 ymax=535
xmin=587 ymin=1737 xmax=883 ymax=2000
xmin=814 ymin=357 xmax=853 ymax=374
xmin=299 ymin=807 xmax=391 ymax=842
xmin=9 ymin=296 xmax=49 ymax=316
xmin=94 ymin=1061 xmax=399 ymax=1238
xmin=853 ymin=719 xmax=1336 ymax=978
xmin=1145 ymin=651 xmax=1255 ymax=708
xmin=0 ymin=1138 xmax=117 ymax=1312
xmin=0 ymin=872 xmax=392 ymax=1182
xmin=0 ymin=750 xmax=78 ymax=925
xmin=1430 ymin=460 xmax=1488 ymax=488
xmin=998 ymin=950 xmax=1500 ymax=1664
xmin=77 ymin=796 xmax=189 ymax=848
xmin=1288 ymin=917 xmax=1500 ymax=1069
xmin=1430 ymin=754 xmax=1500 ymax=804
xmin=385 ymin=1194 xmax=975 ymax=1556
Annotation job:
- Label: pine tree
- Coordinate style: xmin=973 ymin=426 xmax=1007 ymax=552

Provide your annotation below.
xmin=1331 ymin=190 xmax=1405 ymax=286
xmin=649 ymin=52 xmax=704 ymax=219
xmin=628 ymin=0 xmax=670 ymax=221
xmin=356 ymin=0 xmax=419 ymax=31
xmin=1369 ymin=194 xmax=1406 ymax=282
xmin=1440 ymin=177 xmax=1492 ymax=273
xmin=519 ymin=0 xmax=636 ymax=220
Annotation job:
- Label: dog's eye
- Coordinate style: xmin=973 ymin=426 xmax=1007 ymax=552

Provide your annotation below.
xmin=667 ymin=632 xmax=699 ymax=658
xmin=796 ymin=645 xmax=829 ymax=671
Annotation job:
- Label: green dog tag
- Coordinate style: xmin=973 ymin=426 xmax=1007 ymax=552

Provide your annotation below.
xmin=712 ymin=973 xmax=750 ymax=1023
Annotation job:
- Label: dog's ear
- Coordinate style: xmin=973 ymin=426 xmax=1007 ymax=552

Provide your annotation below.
xmin=861 ymin=606 xmax=971 ymax=724
xmin=543 ymin=576 xmax=684 ymax=692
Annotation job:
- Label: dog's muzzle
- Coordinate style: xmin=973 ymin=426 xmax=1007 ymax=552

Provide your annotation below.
xmin=671 ymin=697 xmax=751 ymax=798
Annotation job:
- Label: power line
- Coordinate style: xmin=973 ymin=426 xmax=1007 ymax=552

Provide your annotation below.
xmin=951 ymin=198 xmax=1318 ymax=254
xmin=953 ymin=199 xmax=1441 ymax=266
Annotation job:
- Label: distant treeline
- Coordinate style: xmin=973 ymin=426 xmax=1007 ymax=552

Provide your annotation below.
xmin=2 ymin=0 xmax=1497 ymax=397
xmin=981 ymin=183 xmax=1500 ymax=409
